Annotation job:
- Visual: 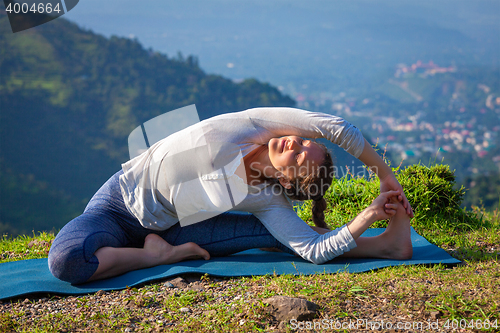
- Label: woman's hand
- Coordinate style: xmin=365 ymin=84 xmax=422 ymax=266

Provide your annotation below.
xmin=369 ymin=190 xmax=403 ymax=221
xmin=379 ymin=174 xmax=414 ymax=218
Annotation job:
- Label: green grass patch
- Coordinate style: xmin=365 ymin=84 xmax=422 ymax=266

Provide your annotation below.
xmin=0 ymin=232 xmax=54 ymax=263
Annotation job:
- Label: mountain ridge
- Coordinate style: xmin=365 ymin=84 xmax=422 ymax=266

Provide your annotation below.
xmin=0 ymin=12 xmax=295 ymax=235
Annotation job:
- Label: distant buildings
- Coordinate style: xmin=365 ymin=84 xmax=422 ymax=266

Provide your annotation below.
xmin=292 ymin=61 xmax=499 ymax=174
xmin=395 ymin=60 xmax=456 ymax=78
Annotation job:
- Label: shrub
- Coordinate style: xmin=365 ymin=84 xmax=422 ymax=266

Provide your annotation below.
xmin=296 ymin=163 xmax=489 ymax=238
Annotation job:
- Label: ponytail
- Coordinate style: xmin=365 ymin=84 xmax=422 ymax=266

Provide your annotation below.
xmin=312 ymin=197 xmax=329 ymax=229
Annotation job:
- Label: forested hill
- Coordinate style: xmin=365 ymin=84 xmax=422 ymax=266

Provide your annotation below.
xmin=0 ymin=12 xmax=295 ymax=236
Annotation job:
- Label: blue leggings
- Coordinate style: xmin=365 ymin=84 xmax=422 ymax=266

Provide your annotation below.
xmin=48 ymin=170 xmax=293 ymax=284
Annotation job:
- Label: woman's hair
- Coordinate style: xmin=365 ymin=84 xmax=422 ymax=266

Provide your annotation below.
xmin=281 ymin=142 xmax=334 ymax=229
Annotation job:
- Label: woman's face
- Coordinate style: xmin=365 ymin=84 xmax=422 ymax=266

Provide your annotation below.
xmin=268 ymin=136 xmax=324 ymax=180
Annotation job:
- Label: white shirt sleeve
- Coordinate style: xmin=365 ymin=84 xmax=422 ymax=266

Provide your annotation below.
xmin=244 ymin=107 xmax=365 ymax=158
xmin=252 ymin=196 xmax=357 ymax=264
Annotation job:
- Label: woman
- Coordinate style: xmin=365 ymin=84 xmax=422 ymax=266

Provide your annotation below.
xmin=48 ymin=107 xmax=414 ymax=284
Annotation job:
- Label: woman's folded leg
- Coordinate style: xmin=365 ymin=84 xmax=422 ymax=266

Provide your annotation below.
xmin=160 ymin=212 xmax=296 ymax=257
xmin=49 ymin=210 xmax=294 ymax=283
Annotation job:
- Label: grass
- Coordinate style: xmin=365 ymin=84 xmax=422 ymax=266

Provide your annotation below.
xmin=1 ymin=163 xmax=499 ymax=332
xmin=0 ymin=232 xmax=53 ymax=263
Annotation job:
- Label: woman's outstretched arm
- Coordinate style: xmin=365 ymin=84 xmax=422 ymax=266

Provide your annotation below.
xmin=311 ymin=189 xmax=412 ymax=260
xmin=357 ymin=138 xmax=414 ymax=217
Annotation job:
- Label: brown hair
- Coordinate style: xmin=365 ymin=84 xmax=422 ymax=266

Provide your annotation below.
xmin=281 ymin=142 xmax=334 ymax=229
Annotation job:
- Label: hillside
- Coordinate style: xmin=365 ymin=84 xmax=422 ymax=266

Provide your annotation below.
xmin=0 ymin=12 xmax=295 ymax=236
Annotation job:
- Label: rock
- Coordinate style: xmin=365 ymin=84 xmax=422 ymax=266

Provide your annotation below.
xmin=430 ymin=311 xmax=442 ymax=320
xmin=164 ymin=282 xmax=175 ymax=288
xmin=179 ymin=307 xmax=191 ymax=313
xmin=169 ymin=277 xmax=188 ymax=289
xmin=263 ymin=296 xmax=318 ymax=321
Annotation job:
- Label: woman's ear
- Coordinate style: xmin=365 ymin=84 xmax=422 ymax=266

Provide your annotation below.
xmin=278 ymin=176 xmax=292 ymax=189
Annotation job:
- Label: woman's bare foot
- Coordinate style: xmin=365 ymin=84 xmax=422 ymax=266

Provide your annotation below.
xmin=89 ymin=235 xmax=210 ymax=282
xmin=380 ymin=200 xmax=413 ymax=260
xmin=143 ymin=234 xmax=210 ymax=265
xmin=338 ymin=198 xmax=412 ymax=260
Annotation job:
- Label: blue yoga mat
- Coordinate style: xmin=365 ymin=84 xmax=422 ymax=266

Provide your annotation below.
xmin=0 ymin=228 xmax=460 ymax=300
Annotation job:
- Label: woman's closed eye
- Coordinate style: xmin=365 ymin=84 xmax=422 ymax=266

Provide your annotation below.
xmin=295 ymin=139 xmax=309 ymax=164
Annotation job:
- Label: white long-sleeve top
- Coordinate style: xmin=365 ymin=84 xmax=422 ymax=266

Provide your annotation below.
xmin=119 ymin=107 xmax=365 ymax=264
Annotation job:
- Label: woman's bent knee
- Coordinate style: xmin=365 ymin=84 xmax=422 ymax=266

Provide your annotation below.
xmin=48 ymin=244 xmax=99 ymax=284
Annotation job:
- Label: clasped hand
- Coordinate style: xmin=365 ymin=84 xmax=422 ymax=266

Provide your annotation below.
xmin=369 ymin=190 xmax=403 ymax=221
xmin=379 ymin=174 xmax=414 ymax=218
